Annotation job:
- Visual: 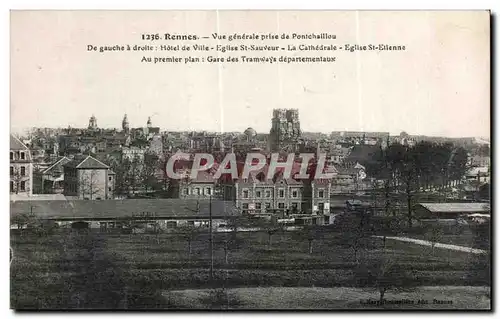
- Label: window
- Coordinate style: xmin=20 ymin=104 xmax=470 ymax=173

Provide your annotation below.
xmin=20 ymin=166 xmax=26 ymax=176
xmin=291 ymin=202 xmax=298 ymax=210
xmin=10 ymin=181 xmax=14 ymax=192
xmin=10 ymin=152 xmax=13 ymax=160
xmin=318 ymin=202 xmax=325 ymax=211
xmin=10 ymin=166 xmax=13 ymax=176
xmin=20 ymin=152 xmax=25 ymax=160
xmin=108 ymin=187 xmax=112 ymax=192
xmin=206 ymin=187 xmax=212 ymax=195
xmin=242 ymin=203 xmax=249 ymax=209
xmin=318 ymin=190 xmax=325 ymax=198
xmin=265 ymin=190 xmax=271 ymax=198
xmin=278 ymin=202 xmax=285 ymax=209
xmin=292 ymin=190 xmax=298 ymax=198
xmin=166 ymin=221 xmax=177 ymax=229
xmin=184 ymin=188 xmax=189 ymax=195
xmin=242 ymin=190 xmax=249 ymax=198
xmin=255 ymin=203 xmax=262 ymax=209
xmin=109 ymin=176 xmax=112 ymax=181
xmin=195 ymin=188 xmax=201 ymax=195
xmin=20 ymin=181 xmax=26 ymax=191
xmin=265 ymin=202 xmax=271 ymax=209
xmin=256 ymin=190 xmax=261 ymax=198
xmin=279 ymin=189 xmax=285 ymax=198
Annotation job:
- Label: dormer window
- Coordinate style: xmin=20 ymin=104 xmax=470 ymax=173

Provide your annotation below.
xmin=20 ymin=152 xmax=25 ymax=160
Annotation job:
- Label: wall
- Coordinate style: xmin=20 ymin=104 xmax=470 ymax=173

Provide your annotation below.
xmin=77 ymin=169 xmax=108 ymax=200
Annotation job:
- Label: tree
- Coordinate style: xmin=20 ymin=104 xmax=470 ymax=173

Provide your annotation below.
xmin=214 ymin=229 xmax=243 ymax=265
xmin=142 ymin=154 xmax=161 ymax=192
xmin=178 ymin=225 xmax=203 ymax=258
xmin=258 ymin=219 xmax=285 ymax=249
xmin=424 ymin=224 xmax=444 ymax=256
xmin=338 ymin=214 xmax=374 ymax=262
xmin=293 ymin=225 xmax=323 ymax=254
xmin=79 ymin=170 xmax=102 ymax=200
xmin=112 ymin=158 xmax=132 ymax=197
xmin=355 ymin=254 xmax=419 ymax=304
xmin=128 ymin=157 xmax=143 ymax=194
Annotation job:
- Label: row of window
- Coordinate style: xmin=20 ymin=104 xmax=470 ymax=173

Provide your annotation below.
xmin=183 ymin=187 xmax=212 ymax=196
xmin=10 ymin=151 xmax=26 ymax=161
xmin=66 ymin=183 xmax=77 ymax=193
xmin=241 ymin=202 xmax=302 ymax=210
xmin=10 ymin=166 xmax=26 ymax=176
xmin=241 ymin=202 xmax=326 ymax=211
xmin=10 ymin=181 xmax=26 ymax=192
xmin=241 ymin=189 xmax=325 ymax=199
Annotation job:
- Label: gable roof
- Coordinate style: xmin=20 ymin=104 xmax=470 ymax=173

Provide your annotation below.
xmin=10 ymin=134 xmax=29 ymax=151
xmin=64 ymin=155 xmax=110 ymax=169
xmin=43 ymin=156 xmax=71 ymax=174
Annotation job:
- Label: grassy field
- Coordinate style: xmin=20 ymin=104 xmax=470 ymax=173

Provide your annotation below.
xmin=166 ymin=286 xmax=491 ymax=310
xmin=10 ymin=229 xmax=489 ymax=309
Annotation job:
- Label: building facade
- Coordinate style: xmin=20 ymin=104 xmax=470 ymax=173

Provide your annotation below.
xmin=229 ymin=171 xmax=331 ymax=217
xmin=63 ymin=155 xmax=115 ymax=200
xmin=10 ymin=135 xmax=34 ymax=197
xmin=269 ymin=109 xmax=301 ymax=152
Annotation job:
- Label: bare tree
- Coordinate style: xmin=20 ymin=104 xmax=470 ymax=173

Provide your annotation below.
xmin=178 ymin=224 xmax=203 ymax=259
xmin=355 ymin=254 xmax=418 ymax=304
xmin=258 ymin=219 xmax=285 ymax=249
xmin=79 ymin=170 xmax=102 ymax=200
xmin=292 ymin=225 xmax=323 ymax=254
xmin=128 ymin=157 xmax=143 ymax=194
xmin=338 ymin=214 xmax=374 ymax=263
xmin=214 ymin=229 xmax=243 ymax=265
xmin=142 ymin=154 xmax=161 ymax=192
xmin=424 ymin=224 xmax=444 ymax=256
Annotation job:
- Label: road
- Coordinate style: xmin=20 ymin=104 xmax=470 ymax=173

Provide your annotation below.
xmin=373 ymin=235 xmax=487 ymax=254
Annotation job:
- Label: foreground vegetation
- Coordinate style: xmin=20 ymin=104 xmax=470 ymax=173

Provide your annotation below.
xmin=10 ymin=224 xmax=490 ymax=309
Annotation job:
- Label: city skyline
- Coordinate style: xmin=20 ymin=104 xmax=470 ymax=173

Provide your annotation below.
xmin=10 ymin=11 xmax=490 ymax=139
xmin=11 ymin=111 xmax=490 ymax=139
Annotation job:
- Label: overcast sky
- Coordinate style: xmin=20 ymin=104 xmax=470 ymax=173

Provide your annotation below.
xmin=11 ymin=11 xmax=490 ymax=137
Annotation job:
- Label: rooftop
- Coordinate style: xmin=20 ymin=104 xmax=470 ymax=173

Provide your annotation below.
xmin=64 ymin=155 xmax=110 ymax=169
xmin=10 ymin=199 xmax=239 ymax=220
xmin=418 ymin=203 xmax=490 ymax=213
xmin=10 ymin=134 xmax=29 ymax=151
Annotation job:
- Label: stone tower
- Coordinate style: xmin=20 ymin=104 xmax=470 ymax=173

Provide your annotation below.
xmin=122 ymin=114 xmax=130 ymax=133
xmin=269 ymin=109 xmax=301 ymax=152
xmin=88 ymin=114 xmax=98 ymax=130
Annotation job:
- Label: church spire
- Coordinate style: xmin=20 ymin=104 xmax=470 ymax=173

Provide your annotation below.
xmin=122 ymin=114 xmax=130 ymax=133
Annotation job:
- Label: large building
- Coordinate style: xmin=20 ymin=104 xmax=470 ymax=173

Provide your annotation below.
xmin=226 ymin=165 xmax=332 ymax=221
xmin=63 ymin=155 xmax=115 ymax=200
xmin=10 ymin=134 xmax=34 ymax=197
xmin=269 ymin=109 xmax=301 ymax=152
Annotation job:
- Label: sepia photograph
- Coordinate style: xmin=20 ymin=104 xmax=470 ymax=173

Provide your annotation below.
xmin=9 ymin=10 xmax=491 ymax=310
